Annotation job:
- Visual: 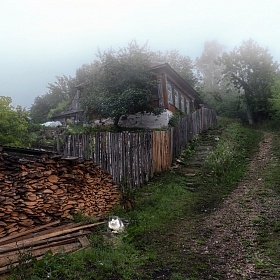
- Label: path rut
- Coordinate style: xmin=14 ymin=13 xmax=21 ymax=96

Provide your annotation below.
xmin=191 ymin=132 xmax=280 ymax=279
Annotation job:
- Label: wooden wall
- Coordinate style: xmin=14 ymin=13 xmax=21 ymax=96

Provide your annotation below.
xmin=58 ymin=108 xmax=217 ymax=190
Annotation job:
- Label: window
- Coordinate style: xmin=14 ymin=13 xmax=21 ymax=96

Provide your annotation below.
xmin=167 ymin=82 xmax=173 ymax=104
xmin=174 ymin=89 xmax=179 ymax=108
xmin=157 ymin=80 xmax=163 ymax=107
xmin=180 ymin=95 xmax=185 ymax=112
xmin=186 ymin=99 xmax=190 ymax=114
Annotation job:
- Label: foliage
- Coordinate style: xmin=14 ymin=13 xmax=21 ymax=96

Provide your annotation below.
xmin=62 ymin=123 xmax=118 ymax=136
xmin=80 ymin=41 xmax=156 ymax=126
xmin=196 ymin=40 xmax=227 ymax=99
xmin=9 ymin=250 xmax=86 ymax=280
xmin=202 ymin=122 xmax=261 ymax=183
xmin=168 ymin=110 xmax=185 ymax=127
xmin=262 ymin=128 xmax=280 ymax=196
xmin=47 ymin=99 xmax=69 ymax=119
xmin=196 ymin=41 xmax=224 ymax=81
xmin=0 ymin=96 xmax=31 ymax=147
xmin=196 ymin=40 xmax=245 ymax=119
xmin=182 ymin=135 xmax=200 ymax=159
xmin=268 ymin=77 xmax=280 ymax=121
xmin=221 ymin=39 xmax=279 ymax=124
xmin=29 ymin=75 xmax=77 ymax=123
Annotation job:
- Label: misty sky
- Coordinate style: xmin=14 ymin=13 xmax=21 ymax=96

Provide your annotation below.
xmin=1 ymin=0 xmax=280 ymax=108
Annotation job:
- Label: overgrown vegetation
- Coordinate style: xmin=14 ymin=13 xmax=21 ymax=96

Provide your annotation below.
xmin=6 ymin=119 xmax=265 ymax=280
xmin=203 ymin=121 xmax=260 ymax=182
xmin=0 ymin=96 xmax=31 ymax=147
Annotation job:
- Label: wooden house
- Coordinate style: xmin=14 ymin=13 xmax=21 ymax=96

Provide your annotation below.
xmin=150 ymin=62 xmax=201 ymax=113
xmin=50 ymin=83 xmax=85 ymax=126
xmin=52 ymin=63 xmax=203 ymax=128
xmin=118 ymin=62 xmax=203 ymax=129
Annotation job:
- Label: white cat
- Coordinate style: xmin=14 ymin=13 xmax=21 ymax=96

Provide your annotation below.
xmin=108 ymin=216 xmax=125 ymax=233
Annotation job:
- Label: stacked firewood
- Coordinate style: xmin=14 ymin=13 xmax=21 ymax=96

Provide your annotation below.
xmin=0 ymin=220 xmax=106 ymax=275
xmin=0 ymin=153 xmax=121 ymax=238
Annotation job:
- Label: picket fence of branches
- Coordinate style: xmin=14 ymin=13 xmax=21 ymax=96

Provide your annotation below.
xmin=58 ymin=108 xmax=217 ymax=189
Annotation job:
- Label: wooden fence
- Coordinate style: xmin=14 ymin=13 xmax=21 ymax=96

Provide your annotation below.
xmin=58 ymin=107 xmax=217 ymax=190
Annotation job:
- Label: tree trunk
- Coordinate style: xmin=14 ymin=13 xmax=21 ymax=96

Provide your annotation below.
xmin=114 ymin=115 xmax=121 ymax=128
xmin=247 ymin=106 xmax=254 ymax=125
xmin=246 ymin=105 xmax=254 ymax=125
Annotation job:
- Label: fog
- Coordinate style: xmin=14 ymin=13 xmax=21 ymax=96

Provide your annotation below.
xmin=1 ymin=0 xmax=280 ymax=108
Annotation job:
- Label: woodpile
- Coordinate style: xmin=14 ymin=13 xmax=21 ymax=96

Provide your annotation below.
xmin=0 ymin=220 xmax=105 ymax=275
xmin=0 ymin=153 xmax=121 ymax=239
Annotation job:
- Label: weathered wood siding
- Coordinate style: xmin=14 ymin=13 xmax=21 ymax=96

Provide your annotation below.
xmin=59 ymin=108 xmax=216 ymax=189
xmin=93 ymin=131 xmax=153 ymax=189
xmin=152 ymin=129 xmax=173 ymax=173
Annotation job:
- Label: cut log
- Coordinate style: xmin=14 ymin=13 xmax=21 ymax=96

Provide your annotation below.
xmin=26 ymin=192 xmax=37 ymax=201
xmin=47 ymin=174 xmax=59 ymax=183
xmin=0 ymin=153 xmax=121 ymax=239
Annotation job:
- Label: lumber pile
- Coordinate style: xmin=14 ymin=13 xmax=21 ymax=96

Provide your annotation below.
xmin=0 ymin=220 xmax=105 ymax=275
xmin=0 ymin=153 xmax=121 ymax=238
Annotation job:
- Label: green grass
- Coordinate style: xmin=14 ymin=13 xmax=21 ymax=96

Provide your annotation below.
xmin=7 ymin=120 xmax=263 ymax=280
xmin=255 ymin=129 xmax=280 ymax=276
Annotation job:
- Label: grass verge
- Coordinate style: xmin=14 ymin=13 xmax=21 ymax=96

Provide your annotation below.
xmin=255 ymin=130 xmax=280 ymax=277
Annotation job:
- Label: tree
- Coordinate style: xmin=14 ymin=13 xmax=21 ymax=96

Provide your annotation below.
xmin=196 ymin=40 xmax=243 ymax=119
xmin=196 ymin=40 xmax=226 ymax=97
xmin=221 ymin=39 xmax=279 ymax=124
xmin=0 ymin=96 xmax=30 ymax=147
xmin=80 ymin=41 xmax=156 ymax=126
xmin=30 ymin=75 xmax=77 ymax=123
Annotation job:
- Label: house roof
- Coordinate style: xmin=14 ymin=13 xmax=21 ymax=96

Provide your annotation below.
xmin=50 ymin=94 xmax=83 ymax=120
xmin=51 ymin=85 xmax=84 ymax=119
xmin=51 ymin=108 xmax=83 ymax=119
xmin=150 ymin=62 xmax=203 ymax=104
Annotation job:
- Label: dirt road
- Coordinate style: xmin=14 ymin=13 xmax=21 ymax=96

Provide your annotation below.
xmin=191 ymin=132 xmax=280 ymax=279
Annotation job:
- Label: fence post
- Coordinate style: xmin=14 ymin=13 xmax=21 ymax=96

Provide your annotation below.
xmin=199 ymin=104 xmax=205 ymax=132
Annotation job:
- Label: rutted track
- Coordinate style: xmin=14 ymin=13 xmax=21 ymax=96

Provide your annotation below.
xmin=141 ymin=130 xmax=280 ymax=279
xmin=185 ymin=132 xmax=280 ymax=279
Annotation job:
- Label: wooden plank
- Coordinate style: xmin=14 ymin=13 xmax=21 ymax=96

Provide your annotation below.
xmin=0 ymin=222 xmax=105 ymax=254
xmin=78 ymin=235 xmax=90 ymax=247
xmin=0 ymin=242 xmax=81 ymax=275
xmin=0 ymin=237 xmax=78 ymax=267
xmin=16 ymin=222 xmax=86 ymax=243
xmin=0 ymin=220 xmax=61 ymax=245
xmin=0 ymin=230 xmax=91 ymax=258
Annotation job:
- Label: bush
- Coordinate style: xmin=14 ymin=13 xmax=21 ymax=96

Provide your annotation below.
xmin=202 ymin=122 xmax=261 ymax=183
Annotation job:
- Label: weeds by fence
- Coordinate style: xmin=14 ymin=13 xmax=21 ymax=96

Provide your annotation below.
xmin=58 ymin=108 xmax=216 ymax=190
